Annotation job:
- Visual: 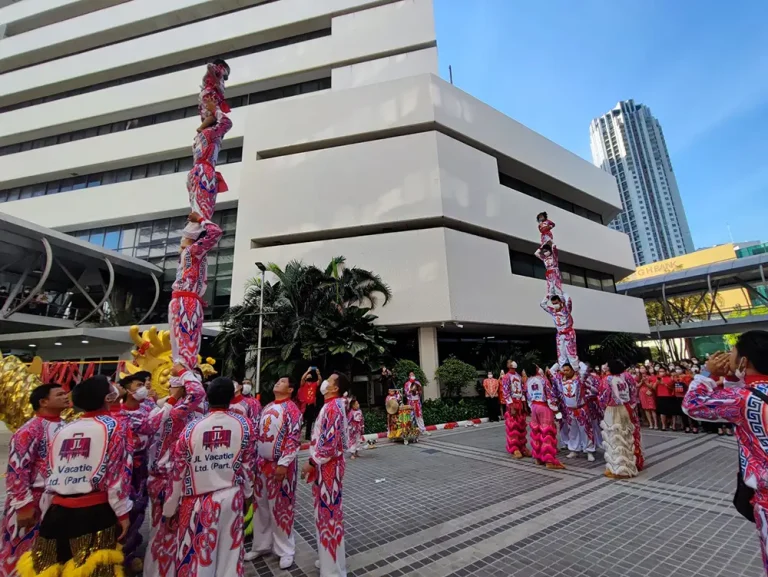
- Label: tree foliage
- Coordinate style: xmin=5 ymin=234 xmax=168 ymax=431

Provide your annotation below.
xmin=435 ymin=356 xmax=478 ymax=398
xmin=392 ymin=359 xmax=428 ymax=387
xmin=644 ymin=293 xmax=725 ymax=326
xmin=588 ymin=332 xmax=645 ymax=365
xmin=215 ymin=257 xmax=395 ymax=387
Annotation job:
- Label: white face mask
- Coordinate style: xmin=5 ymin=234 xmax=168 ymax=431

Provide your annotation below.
xmin=319 ymin=380 xmax=330 ymax=395
xmin=735 ymin=358 xmax=747 ymax=380
xmin=409 ymin=376 xmax=415 ymax=381
xmin=675 ymin=369 xmax=683 ymax=374
xmin=242 ymin=384 xmax=252 ymax=396
xmin=105 ymin=385 xmax=120 ymax=403
xmin=132 ymin=386 xmax=149 ymax=401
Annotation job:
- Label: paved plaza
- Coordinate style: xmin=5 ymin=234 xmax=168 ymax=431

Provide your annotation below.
xmin=1 ymin=423 xmax=764 ymax=577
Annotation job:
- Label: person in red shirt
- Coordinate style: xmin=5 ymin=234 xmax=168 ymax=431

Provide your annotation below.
xmin=297 ymin=367 xmax=321 ymax=441
xmin=655 ymin=367 xmax=676 ymax=431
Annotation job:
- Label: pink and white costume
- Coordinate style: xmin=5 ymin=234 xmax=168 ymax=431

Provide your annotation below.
xmin=144 ymin=370 xmax=205 ymax=577
xmin=114 ymin=401 xmax=157 ymax=568
xmin=583 ymin=371 xmax=604 ymax=449
xmin=169 ymin=219 xmax=223 ymax=369
xmin=622 ymin=371 xmax=644 ymax=471
xmin=252 ymin=398 xmax=303 ymax=560
xmin=229 ymin=393 xmax=262 ymax=430
xmin=535 ymin=243 xmax=563 ymax=296
xmin=598 ymin=373 xmax=638 ymax=478
xmin=538 ymin=218 xmax=555 ymax=245
xmin=163 ymin=409 xmax=256 ymax=577
xmin=187 ymin=109 xmax=233 ymax=223
xmin=347 ymin=408 xmax=365 ymax=456
xmin=526 ymin=372 xmax=563 ymax=467
xmin=198 ymin=61 xmax=231 ymax=122
xmin=404 ymin=380 xmax=425 ymax=432
xmin=1 ymin=416 xmax=64 ymax=577
xmin=309 ymin=397 xmax=349 ymax=577
xmin=540 ymin=294 xmax=579 ymax=368
xmin=501 ymin=370 xmax=527 ymax=456
xmin=683 ymin=373 xmax=768 ymax=575
xmin=552 ymin=367 xmax=595 ymax=454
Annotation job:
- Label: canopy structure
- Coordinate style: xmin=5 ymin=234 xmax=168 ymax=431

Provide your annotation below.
xmin=0 ymin=212 xmax=162 ymax=333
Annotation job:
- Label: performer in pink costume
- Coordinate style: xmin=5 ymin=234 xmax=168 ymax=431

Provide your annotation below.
xmin=169 ymin=217 xmax=223 ymax=369
xmin=347 ymin=398 xmax=365 ymax=458
xmin=229 ymin=380 xmax=262 ymax=428
xmin=550 ymin=362 xmax=596 ymax=461
xmin=302 ymin=373 xmax=349 ymax=577
xmin=540 ymin=293 xmax=579 ymax=368
xmin=186 ymin=100 xmax=233 ymax=233
xmin=526 ymin=368 xmax=565 ymax=469
xmin=501 ymin=361 xmax=528 ymax=459
xmin=249 ymin=377 xmax=303 ymax=570
xmin=404 ymin=373 xmax=426 ymax=433
xmin=682 ymin=334 xmax=768 ymax=576
xmin=114 ymin=374 xmax=158 ymax=571
xmin=583 ymin=364 xmax=604 ymax=449
xmin=144 ymin=367 xmax=205 ymax=577
xmin=384 ymin=388 xmax=400 ymax=437
xmin=598 ymin=361 xmax=639 ymax=479
xmin=535 ymin=242 xmax=563 ymax=296
xmin=164 ymin=377 xmax=256 ymax=577
xmin=19 ymin=376 xmax=133 ymax=577
xmin=536 ymin=212 xmax=555 ymax=245
xmin=621 ymin=368 xmax=644 ymax=471
xmin=197 ymin=59 xmax=231 ymax=131
xmin=1 ymin=385 xmax=69 ymax=577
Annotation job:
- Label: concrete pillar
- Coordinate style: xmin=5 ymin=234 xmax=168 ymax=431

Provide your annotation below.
xmin=418 ymin=326 xmax=440 ymax=399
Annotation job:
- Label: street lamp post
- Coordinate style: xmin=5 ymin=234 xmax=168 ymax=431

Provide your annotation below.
xmin=255 ymin=261 xmax=267 ymax=394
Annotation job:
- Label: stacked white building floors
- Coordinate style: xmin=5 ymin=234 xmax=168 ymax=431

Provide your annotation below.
xmin=0 ymin=0 xmax=649 ymax=398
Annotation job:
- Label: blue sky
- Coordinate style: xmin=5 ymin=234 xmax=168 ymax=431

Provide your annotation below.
xmin=434 ymin=0 xmax=768 ymax=250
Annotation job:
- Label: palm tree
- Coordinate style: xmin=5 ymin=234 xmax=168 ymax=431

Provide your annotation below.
xmin=215 ymin=257 xmax=394 ymax=386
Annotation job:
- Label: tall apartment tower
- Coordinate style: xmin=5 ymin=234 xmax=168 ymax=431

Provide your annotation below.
xmin=590 ymin=100 xmax=694 ymax=266
xmin=0 ymin=0 xmax=648 ymax=393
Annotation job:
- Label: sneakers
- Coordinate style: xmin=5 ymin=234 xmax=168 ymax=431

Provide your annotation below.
xmin=279 ymin=556 xmax=294 ymax=570
xmin=315 ymin=560 xmax=321 ymax=569
xmin=566 ymin=451 xmax=577 ymax=459
xmin=587 ymin=453 xmax=595 ymax=462
xmin=244 ymin=550 xmax=268 ymax=561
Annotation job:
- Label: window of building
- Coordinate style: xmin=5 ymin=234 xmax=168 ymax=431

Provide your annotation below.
xmin=0 ymin=147 xmax=243 ymax=203
xmin=499 ymin=172 xmax=603 ymax=224
xmin=507 ymin=250 xmax=616 ymax=293
xmin=69 ymin=209 xmax=237 ymax=321
xmin=0 ymin=77 xmax=331 ymax=157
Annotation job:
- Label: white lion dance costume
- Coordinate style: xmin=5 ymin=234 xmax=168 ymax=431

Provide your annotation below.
xmin=598 ymin=373 xmax=638 ymax=479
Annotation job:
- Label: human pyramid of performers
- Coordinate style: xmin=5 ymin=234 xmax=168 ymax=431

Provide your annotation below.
xmin=498 ymin=213 xmax=645 ymax=476
xmin=2 ymin=60 xmax=353 ymax=577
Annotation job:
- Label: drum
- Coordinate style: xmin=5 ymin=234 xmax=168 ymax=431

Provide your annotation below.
xmin=388 ymin=404 xmax=420 ymax=444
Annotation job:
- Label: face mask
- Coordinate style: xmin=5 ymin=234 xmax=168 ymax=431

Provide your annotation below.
xmin=488 ymin=374 xmax=493 ymax=378
xmin=242 ymin=384 xmax=252 ymax=396
xmin=105 ymin=385 xmax=120 ymax=403
xmin=132 ymin=386 xmax=149 ymax=401
xmin=735 ymin=358 xmax=747 ymax=380
xmin=320 ymin=380 xmax=330 ymax=395
xmin=409 ymin=376 xmax=415 ymax=381
xmin=675 ymin=369 xmax=683 ymax=374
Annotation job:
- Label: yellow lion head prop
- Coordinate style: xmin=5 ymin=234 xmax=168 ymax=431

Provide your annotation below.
xmin=122 ymin=326 xmax=218 ymax=398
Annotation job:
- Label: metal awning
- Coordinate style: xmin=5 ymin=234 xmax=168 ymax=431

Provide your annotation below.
xmin=617 ymin=252 xmax=768 ymax=298
xmin=0 ymin=212 xmax=162 ymax=326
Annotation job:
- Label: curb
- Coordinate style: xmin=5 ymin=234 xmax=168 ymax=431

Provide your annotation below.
xmin=298 ymin=417 xmax=489 ymax=450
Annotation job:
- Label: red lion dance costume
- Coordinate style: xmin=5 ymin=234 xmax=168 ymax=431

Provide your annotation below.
xmin=526 ymin=370 xmax=565 ymax=469
xmin=501 ymin=366 xmax=528 ymax=458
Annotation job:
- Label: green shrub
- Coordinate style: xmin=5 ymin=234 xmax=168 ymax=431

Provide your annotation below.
xmin=435 ymin=356 xmax=477 ymax=397
xmin=392 ymin=358 xmax=428 ymax=387
xmin=361 ymin=398 xmax=486 ymax=434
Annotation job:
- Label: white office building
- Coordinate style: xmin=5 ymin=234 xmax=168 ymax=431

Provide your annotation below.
xmin=0 ymin=0 xmax=648 ymax=397
xmin=590 ymin=100 xmax=695 ymax=266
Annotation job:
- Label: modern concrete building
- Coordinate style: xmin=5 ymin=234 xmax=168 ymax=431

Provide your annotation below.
xmin=590 ymin=100 xmax=695 ymax=267
xmin=0 ymin=0 xmax=649 ymax=397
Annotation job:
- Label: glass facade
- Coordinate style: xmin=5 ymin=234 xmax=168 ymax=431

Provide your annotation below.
xmin=70 ymin=209 xmax=238 ymax=321
xmin=509 ymin=250 xmax=616 ymax=293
